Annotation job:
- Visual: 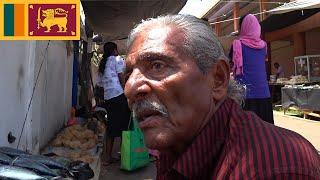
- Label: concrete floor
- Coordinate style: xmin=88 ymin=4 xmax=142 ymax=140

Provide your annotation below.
xmin=99 ymin=138 xmax=156 ymax=180
xmin=99 ymin=113 xmax=320 ymax=179
xmin=99 ymin=161 xmax=156 ymax=180
xmin=274 ymin=111 xmax=320 ymax=152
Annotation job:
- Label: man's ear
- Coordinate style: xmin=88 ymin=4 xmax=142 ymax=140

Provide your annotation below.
xmin=208 ymin=59 xmax=230 ymax=101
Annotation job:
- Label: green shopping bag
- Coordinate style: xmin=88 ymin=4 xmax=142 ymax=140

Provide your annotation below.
xmin=121 ymin=115 xmax=150 ymax=171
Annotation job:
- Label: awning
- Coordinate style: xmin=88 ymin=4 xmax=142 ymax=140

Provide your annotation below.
xmin=81 ymin=0 xmax=186 ymax=41
xmin=261 ymin=0 xmax=320 ymax=33
xmin=268 ymin=0 xmax=320 ymax=14
xmin=261 ymin=9 xmax=320 ymax=33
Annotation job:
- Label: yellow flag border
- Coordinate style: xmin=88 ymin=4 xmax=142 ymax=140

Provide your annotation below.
xmin=0 ymin=0 xmax=80 ymax=40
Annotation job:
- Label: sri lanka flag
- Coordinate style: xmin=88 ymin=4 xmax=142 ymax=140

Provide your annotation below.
xmin=4 ymin=4 xmax=25 ymax=36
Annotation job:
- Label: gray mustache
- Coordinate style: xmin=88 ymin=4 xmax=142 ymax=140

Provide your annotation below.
xmin=132 ymin=100 xmax=169 ymax=118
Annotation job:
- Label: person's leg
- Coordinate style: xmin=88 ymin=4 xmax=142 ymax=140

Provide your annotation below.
xmin=244 ymin=98 xmax=274 ymax=124
xmin=105 ymin=136 xmax=115 ymax=162
xmin=103 ymin=98 xmax=119 ymax=165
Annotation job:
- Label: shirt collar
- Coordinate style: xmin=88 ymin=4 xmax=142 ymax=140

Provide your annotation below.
xmin=159 ymin=98 xmax=235 ymax=178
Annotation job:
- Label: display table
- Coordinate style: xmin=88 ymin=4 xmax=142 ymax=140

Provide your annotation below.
xmin=282 ymin=85 xmax=320 ymax=118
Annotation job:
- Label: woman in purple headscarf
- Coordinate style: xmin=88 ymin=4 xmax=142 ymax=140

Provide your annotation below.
xmin=229 ymin=14 xmax=274 ymax=124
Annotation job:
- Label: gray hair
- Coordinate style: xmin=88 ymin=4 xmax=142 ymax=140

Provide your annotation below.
xmin=127 ymin=14 xmax=245 ymax=104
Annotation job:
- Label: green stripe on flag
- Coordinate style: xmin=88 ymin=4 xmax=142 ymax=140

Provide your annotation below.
xmin=4 ymin=4 xmax=14 ymax=36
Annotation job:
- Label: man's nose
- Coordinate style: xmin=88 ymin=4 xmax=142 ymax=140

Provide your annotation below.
xmin=124 ymin=68 xmax=151 ymax=107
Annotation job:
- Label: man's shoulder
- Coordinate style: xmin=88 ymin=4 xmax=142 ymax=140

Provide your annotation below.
xmin=230 ymin=110 xmax=320 ymax=178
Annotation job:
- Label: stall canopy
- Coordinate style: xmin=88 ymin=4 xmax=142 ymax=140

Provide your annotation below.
xmin=268 ymin=0 xmax=320 ymax=14
xmin=81 ymin=0 xmax=187 ymax=41
xmin=261 ymin=0 xmax=320 ymax=32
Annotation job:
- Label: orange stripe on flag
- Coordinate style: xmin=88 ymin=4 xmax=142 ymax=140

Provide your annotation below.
xmin=14 ymin=4 xmax=24 ymax=36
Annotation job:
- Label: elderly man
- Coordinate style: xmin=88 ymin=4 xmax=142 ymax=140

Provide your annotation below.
xmin=124 ymin=15 xmax=320 ymax=179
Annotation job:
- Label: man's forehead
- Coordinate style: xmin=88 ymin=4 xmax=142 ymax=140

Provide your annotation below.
xmin=127 ymin=26 xmax=173 ymax=61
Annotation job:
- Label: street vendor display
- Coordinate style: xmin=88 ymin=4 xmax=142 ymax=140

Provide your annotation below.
xmin=50 ymin=119 xmax=105 ymax=164
xmin=282 ymin=84 xmax=320 ymax=114
xmin=294 ymin=55 xmax=320 ymax=82
xmin=273 ymin=75 xmax=308 ymax=85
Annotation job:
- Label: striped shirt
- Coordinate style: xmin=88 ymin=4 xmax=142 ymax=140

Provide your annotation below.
xmin=157 ymin=98 xmax=320 ymax=179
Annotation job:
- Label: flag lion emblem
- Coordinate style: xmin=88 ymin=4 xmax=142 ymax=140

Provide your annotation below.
xmin=37 ymin=8 xmax=68 ymax=33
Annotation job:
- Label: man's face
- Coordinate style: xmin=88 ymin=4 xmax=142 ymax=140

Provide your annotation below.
xmin=124 ymin=26 xmax=214 ymax=150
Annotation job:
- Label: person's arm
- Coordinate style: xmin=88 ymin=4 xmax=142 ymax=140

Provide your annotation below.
xmin=275 ymin=67 xmax=281 ymax=79
xmin=275 ymin=72 xmax=279 ymax=79
xmin=115 ymin=56 xmax=126 ymax=88
xmin=118 ymin=73 xmax=125 ymax=88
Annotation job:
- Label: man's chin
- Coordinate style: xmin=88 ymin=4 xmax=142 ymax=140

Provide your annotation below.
xmin=143 ymin=131 xmax=172 ymax=151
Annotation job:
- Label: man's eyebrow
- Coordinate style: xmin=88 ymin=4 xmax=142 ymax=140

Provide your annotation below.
xmin=136 ymin=52 xmax=174 ymax=62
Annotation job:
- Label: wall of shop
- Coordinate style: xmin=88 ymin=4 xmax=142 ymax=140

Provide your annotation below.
xmin=32 ymin=41 xmax=73 ymax=153
xmin=270 ymin=40 xmax=294 ymax=77
xmin=306 ymin=28 xmax=320 ymax=55
xmin=0 ymin=41 xmax=73 ymax=153
xmin=269 ymin=28 xmax=320 ymax=77
xmin=0 ymin=41 xmax=34 ymax=151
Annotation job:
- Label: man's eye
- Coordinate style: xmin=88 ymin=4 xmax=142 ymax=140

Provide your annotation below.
xmin=151 ymin=62 xmax=165 ymax=71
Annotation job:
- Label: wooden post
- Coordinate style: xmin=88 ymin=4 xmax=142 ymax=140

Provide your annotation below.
xmin=233 ymin=2 xmax=239 ymax=32
xmin=293 ymin=32 xmax=306 ymax=56
xmin=259 ymin=0 xmax=267 ymax=21
xmin=215 ymin=17 xmax=221 ymax=36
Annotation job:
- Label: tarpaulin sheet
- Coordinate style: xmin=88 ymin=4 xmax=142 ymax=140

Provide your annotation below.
xmin=282 ymin=86 xmax=320 ymax=111
xmin=82 ymin=0 xmax=187 ymax=41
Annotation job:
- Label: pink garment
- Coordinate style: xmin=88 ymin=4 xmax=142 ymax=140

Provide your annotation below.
xmin=232 ymin=14 xmax=266 ymax=75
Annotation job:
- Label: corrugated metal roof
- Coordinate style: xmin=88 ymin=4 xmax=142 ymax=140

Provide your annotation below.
xmin=269 ymin=0 xmax=320 ymax=14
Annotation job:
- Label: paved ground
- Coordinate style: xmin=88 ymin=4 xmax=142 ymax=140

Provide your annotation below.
xmin=99 ymin=113 xmax=320 ymax=180
xmin=99 ymin=138 xmax=156 ymax=180
xmin=99 ymin=161 xmax=156 ymax=180
xmin=274 ymin=111 xmax=320 ymax=151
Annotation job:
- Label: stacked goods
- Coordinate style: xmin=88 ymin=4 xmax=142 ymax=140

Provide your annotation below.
xmin=276 ymin=78 xmax=289 ymax=84
xmin=53 ymin=149 xmax=95 ymax=164
xmin=52 ymin=124 xmax=98 ymax=150
xmin=50 ymin=119 xmax=106 ymax=164
xmin=96 ymin=120 xmax=106 ymax=135
xmin=270 ymin=75 xmax=277 ymax=83
xmin=288 ymin=75 xmax=308 ymax=84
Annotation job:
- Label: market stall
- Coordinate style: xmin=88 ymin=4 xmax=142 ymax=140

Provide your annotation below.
xmin=269 ymin=55 xmax=320 ymax=104
xmin=282 ymin=85 xmax=320 ymax=118
xmin=269 ymin=75 xmax=310 ymax=103
xmin=271 ymin=55 xmax=320 ymax=118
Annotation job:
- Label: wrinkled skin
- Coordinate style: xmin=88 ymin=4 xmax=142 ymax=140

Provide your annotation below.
xmin=124 ymin=25 xmax=229 ymax=153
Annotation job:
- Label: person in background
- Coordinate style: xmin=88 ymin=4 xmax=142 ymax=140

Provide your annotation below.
xmin=274 ymin=62 xmax=284 ymax=78
xmin=124 ymin=14 xmax=320 ymax=179
xmin=229 ymin=14 xmax=273 ymax=124
xmin=97 ymin=42 xmax=131 ymax=165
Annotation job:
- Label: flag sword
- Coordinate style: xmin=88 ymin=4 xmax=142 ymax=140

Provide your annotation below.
xmin=37 ymin=7 xmax=41 ymax=29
